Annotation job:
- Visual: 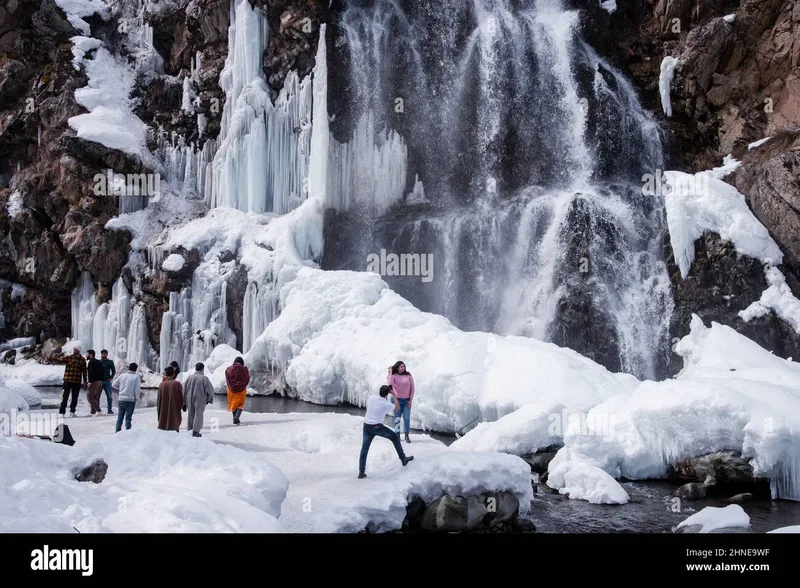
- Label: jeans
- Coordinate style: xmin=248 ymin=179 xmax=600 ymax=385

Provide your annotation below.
xmin=116 ymin=401 xmax=135 ymax=432
xmin=359 ymin=423 xmax=406 ymax=473
xmin=102 ymin=380 xmax=114 ymax=413
xmin=59 ymin=382 xmax=82 ymax=414
xmin=393 ymin=398 xmax=411 ymax=434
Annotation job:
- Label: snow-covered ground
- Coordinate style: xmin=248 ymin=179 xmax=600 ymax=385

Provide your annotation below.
xmin=2 ymin=407 xmax=532 ymax=533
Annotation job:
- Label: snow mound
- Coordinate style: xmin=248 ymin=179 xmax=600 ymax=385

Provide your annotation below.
xmin=161 ymin=253 xmax=185 ymax=272
xmin=0 ymin=382 xmax=30 ymax=413
xmin=244 ymin=266 xmax=638 ymax=434
xmin=546 ymin=314 xmax=800 ymax=502
xmin=676 ymin=504 xmax=750 ymax=533
xmin=547 ymin=449 xmax=630 ymax=504
xmin=663 ymin=169 xmax=783 ymax=279
xmin=449 ymin=399 xmax=565 ymax=455
xmin=748 ymin=137 xmax=771 ymax=150
xmin=0 ymin=428 xmax=288 ymax=532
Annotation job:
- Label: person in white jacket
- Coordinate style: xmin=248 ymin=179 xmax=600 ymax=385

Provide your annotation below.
xmin=111 ymin=363 xmax=141 ymax=432
xmin=358 ymin=385 xmax=414 ymax=478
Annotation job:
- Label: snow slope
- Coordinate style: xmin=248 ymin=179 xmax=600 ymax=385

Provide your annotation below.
xmin=244 ymin=263 xmax=639 ymax=434
xmin=4 ymin=408 xmax=533 ymax=533
xmin=0 ymin=427 xmax=288 ymax=532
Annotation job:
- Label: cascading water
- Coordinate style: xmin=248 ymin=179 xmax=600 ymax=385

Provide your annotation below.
xmin=323 ymin=0 xmax=674 ymax=379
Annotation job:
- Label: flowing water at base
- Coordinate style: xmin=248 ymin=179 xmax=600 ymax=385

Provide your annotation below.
xmin=31 ymin=387 xmax=800 ymax=533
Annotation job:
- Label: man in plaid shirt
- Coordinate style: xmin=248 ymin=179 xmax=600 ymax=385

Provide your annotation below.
xmin=59 ymin=345 xmax=88 ymax=416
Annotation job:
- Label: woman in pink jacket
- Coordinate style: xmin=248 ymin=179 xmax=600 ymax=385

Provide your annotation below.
xmin=387 ymin=361 xmax=414 ymax=442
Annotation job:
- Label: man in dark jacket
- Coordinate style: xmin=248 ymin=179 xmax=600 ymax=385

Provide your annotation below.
xmin=99 ymin=349 xmax=116 ymax=415
xmin=86 ymin=350 xmax=104 ymax=416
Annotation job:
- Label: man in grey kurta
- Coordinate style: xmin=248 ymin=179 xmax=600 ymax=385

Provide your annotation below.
xmin=183 ymin=362 xmax=215 ymax=437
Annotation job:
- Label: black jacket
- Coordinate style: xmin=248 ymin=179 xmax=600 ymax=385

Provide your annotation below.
xmin=87 ymin=358 xmax=104 ymax=383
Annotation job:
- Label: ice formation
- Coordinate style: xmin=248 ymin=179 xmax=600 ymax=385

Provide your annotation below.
xmin=659 ymin=56 xmax=678 ymax=117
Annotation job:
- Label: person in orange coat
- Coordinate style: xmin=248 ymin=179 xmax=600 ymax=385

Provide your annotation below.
xmin=225 ymin=357 xmax=249 ymax=425
xmin=157 ymin=365 xmax=184 ymax=432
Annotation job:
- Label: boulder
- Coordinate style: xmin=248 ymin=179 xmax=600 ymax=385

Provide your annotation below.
xmin=511 ymin=516 xmax=537 ymax=533
xmin=404 ymin=495 xmax=426 ymax=530
xmin=74 ymin=459 xmax=107 ymax=484
xmin=669 ymin=451 xmax=756 ymax=485
xmin=420 ymin=495 xmax=488 ymax=532
xmin=480 ymin=491 xmax=520 ymax=527
xmin=41 ymin=337 xmax=65 ymax=362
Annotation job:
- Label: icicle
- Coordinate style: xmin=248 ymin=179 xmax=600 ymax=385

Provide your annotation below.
xmin=309 ymin=24 xmax=329 ymax=204
xmin=70 ymin=271 xmax=97 ymax=350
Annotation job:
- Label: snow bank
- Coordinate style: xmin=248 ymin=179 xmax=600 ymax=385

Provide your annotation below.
xmin=244 ymin=265 xmax=638 ymax=434
xmin=676 ymin=504 xmax=750 ymax=533
xmin=0 ymin=377 xmax=42 ymax=408
xmin=0 ymin=360 xmax=66 ymax=387
xmin=739 ymin=266 xmax=800 ymax=334
xmin=54 ymin=0 xmax=110 ymax=35
xmin=663 ymin=169 xmax=783 ymax=279
xmin=9 ymin=408 xmax=533 ymax=533
xmin=767 ymin=525 xmax=800 ymax=533
xmin=659 ymin=56 xmax=678 ymax=117
xmin=69 ymin=44 xmax=152 ymax=163
xmin=161 ymin=253 xmax=185 ymax=272
xmin=0 ymin=428 xmax=288 ymax=532
xmin=545 ymin=314 xmax=800 ymax=502
xmin=449 ymin=399 xmax=564 ymax=454
xmin=0 ymin=382 xmax=30 ymax=413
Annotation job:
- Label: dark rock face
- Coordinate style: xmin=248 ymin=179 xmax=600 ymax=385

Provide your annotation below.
xmin=665 ymin=232 xmax=800 ymax=376
xmin=74 ymin=459 xmax=108 ymax=483
xmin=729 ymin=131 xmax=800 ymax=275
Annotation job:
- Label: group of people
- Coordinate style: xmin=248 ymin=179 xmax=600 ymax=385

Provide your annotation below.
xmin=58 ymin=344 xmax=419 ymax=478
xmin=154 ymin=356 xmax=249 ymax=436
xmin=57 ymin=344 xmax=251 ymax=436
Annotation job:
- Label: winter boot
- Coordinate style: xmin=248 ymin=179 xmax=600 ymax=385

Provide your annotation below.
xmin=404 ymin=433 xmax=411 ymax=443
xmin=192 ymin=431 xmax=202 ymax=438
xmin=358 ymin=472 xmax=367 ymax=479
xmin=401 ymin=456 xmax=414 ymax=466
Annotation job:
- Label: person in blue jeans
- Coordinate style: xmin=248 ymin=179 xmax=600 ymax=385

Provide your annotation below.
xmin=99 ymin=349 xmax=116 ymax=415
xmin=387 ymin=361 xmax=415 ymax=442
xmin=359 ymin=385 xmax=414 ymax=478
xmin=111 ymin=363 xmax=141 ymax=432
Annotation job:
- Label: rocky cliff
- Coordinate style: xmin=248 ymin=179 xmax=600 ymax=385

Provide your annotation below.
xmin=572 ymin=0 xmax=800 ymax=373
xmin=1 ymin=0 xmax=799 ymax=377
xmin=0 ymin=0 xmax=333 ymax=353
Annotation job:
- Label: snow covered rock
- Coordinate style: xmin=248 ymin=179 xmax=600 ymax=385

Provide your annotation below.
xmin=674 ymin=504 xmax=750 ymax=533
xmin=767 ymin=525 xmax=800 ymax=533
xmin=669 ymin=451 xmax=758 ymax=485
xmin=161 ymin=253 xmax=185 ymax=272
xmin=420 ymin=495 xmax=488 ymax=532
xmin=74 ymin=459 xmax=108 ymax=484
